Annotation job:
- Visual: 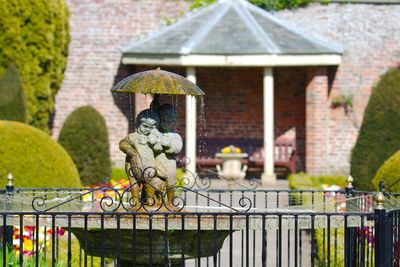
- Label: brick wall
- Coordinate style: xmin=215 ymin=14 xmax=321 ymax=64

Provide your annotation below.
xmin=278 ymin=3 xmax=400 ymax=173
xmin=55 ymin=2 xmax=400 ymax=173
xmin=305 ymin=67 xmax=329 ymax=174
xmin=53 ymin=0 xmax=189 ymax=165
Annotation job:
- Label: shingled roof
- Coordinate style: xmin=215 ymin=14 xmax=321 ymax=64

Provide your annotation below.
xmin=122 ymin=0 xmax=342 ymax=66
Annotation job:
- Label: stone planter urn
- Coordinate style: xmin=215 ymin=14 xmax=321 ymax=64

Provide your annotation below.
xmin=216 ymin=150 xmax=248 ymax=182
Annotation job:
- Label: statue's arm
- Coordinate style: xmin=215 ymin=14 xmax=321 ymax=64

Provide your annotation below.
xmin=164 ymin=134 xmax=183 ymax=155
xmin=119 ymin=136 xmax=136 ymax=157
xmin=120 ymin=135 xmax=143 ymax=180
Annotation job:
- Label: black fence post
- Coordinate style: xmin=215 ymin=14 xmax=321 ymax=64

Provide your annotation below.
xmin=374 ymin=191 xmax=392 ymax=267
xmin=2 ymin=173 xmax=14 ymax=247
xmin=344 ymin=175 xmax=356 ymax=267
xmin=344 ymin=223 xmax=356 ymax=267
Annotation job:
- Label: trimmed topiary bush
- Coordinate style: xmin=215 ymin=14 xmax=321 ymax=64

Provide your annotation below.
xmin=0 ymin=120 xmax=81 ymax=188
xmin=58 ymin=106 xmax=112 ymax=186
xmin=0 ymin=0 xmax=70 ymax=131
xmin=372 ymin=150 xmax=400 ymax=192
xmin=351 ymin=68 xmax=400 ymax=191
xmin=0 ymin=65 xmax=26 ymax=122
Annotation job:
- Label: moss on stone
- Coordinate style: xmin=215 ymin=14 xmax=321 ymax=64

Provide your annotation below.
xmin=58 ymin=106 xmax=112 ymax=186
xmin=351 ymin=68 xmax=400 ymax=191
xmin=0 ymin=120 xmax=81 ymax=188
xmin=0 ymin=0 xmax=70 ymax=131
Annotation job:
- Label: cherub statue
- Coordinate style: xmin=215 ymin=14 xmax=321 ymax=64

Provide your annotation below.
xmin=153 ymin=104 xmax=183 ymax=204
xmin=119 ymin=98 xmax=183 ymax=209
xmin=119 ymin=109 xmax=165 ymax=206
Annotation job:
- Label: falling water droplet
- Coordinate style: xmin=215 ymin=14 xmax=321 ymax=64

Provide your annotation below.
xmin=198 ymin=96 xmax=207 ymax=155
xmin=129 ymin=94 xmax=134 ymax=132
xmin=173 ymin=95 xmax=179 ymax=132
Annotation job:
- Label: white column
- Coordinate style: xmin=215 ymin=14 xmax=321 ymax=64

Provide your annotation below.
xmin=186 ymin=67 xmax=197 ymax=177
xmin=261 ymin=67 xmax=276 ymax=185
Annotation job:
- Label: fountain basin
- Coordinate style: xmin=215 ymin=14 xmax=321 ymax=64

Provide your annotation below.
xmin=70 ymin=228 xmax=231 ymax=266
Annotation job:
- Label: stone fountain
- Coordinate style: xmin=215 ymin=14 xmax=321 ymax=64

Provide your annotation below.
xmin=69 ymin=69 xmax=235 ymax=266
xmin=1 ymin=69 xmax=257 ymax=266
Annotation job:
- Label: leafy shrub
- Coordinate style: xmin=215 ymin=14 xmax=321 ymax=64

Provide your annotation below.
xmin=351 ymin=68 xmax=400 ymax=190
xmin=58 ymin=106 xmax=112 ymax=186
xmin=112 ymin=167 xmax=128 ymax=181
xmin=372 ymin=150 xmax=400 ymax=192
xmin=0 ymin=0 xmax=70 ymax=130
xmin=0 ymin=120 xmax=81 ymax=188
xmin=0 ymin=65 xmax=26 ymax=122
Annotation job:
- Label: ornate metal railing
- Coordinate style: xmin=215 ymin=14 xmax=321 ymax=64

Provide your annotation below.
xmin=0 ymin=172 xmax=399 ymax=266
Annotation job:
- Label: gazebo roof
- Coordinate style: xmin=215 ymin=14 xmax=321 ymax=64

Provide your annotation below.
xmin=122 ymin=0 xmax=342 ymax=66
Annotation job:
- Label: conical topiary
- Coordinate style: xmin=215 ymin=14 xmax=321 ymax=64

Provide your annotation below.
xmin=0 ymin=65 xmax=26 ymax=122
xmin=58 ymin=106 xmax=112 ymax=185
xmin=351 ymin=68 xmax=400 ymax=191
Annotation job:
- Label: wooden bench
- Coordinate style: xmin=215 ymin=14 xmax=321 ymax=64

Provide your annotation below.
xmin=248 ymin=138 xmax=297 ymax=173
xmin=180 ymin=137 xmax=297 ymax=174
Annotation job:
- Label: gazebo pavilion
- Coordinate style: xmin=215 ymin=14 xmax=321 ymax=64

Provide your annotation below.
xmin=119 ymin=0 xmax=342 ymax=184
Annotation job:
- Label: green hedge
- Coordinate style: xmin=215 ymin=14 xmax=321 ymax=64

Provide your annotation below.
xmin=58 ymin=106 xmax=112 ymax=186
xmin=351 ymin=68 xmax=400 ymax=191
xmin=0 ymin=120 xmax=81 ymax=188
xmin=372 ymin=150 xmax=400 ymax=192
xmin=0 ymin=0 xmax=70 ymax=131
xmin=288 ymin=173 xmax=347 ymax=190
xmin=0 ymin=65 xmax=26 ymax=122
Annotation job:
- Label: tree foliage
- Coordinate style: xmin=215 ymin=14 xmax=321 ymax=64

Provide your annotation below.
xmin=0 ymin=65 xmax=27 ymax=122
xmin=0 ymin=0 xmax=70 ymax=131
xmin=0 ymin=120 xmax=81 ymax=188
xmin=351 ymin=68 xmax=400 ymax=191
xmin=189 ymin=0 xmax=314 ymax=11
xmin=58 ymin=106 xmax=112 ymax=186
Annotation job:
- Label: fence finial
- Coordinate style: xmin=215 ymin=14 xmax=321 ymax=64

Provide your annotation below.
xmin=6 ymin=173 xmax=14 ymax=194
xmin=346 ymin=174 xmax=354 ymax=189
xmin=345 ymin=174 xmax=355 ymax=197
xmin=375 ymin=191 xmax=385 ymax=210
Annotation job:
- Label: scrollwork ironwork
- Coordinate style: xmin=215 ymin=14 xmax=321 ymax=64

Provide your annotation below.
xmin=30 ymin=164 xmax=256 ymax=213
xmin=32 ymin=196 xmax=46 ymax=212
xmin=238 ymin=196 xmax=252 ymax=212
